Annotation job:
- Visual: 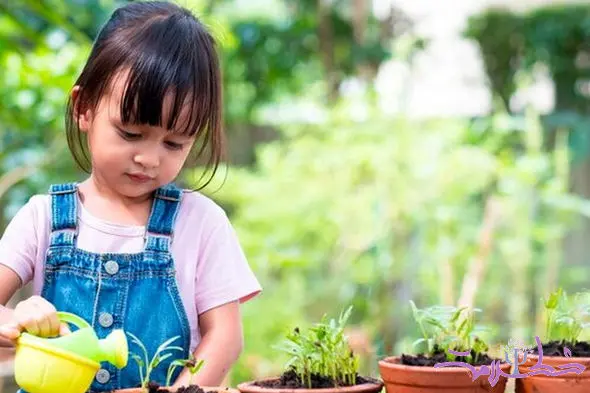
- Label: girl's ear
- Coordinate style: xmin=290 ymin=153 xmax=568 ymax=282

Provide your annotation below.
xmin=71 ymin=86 xmax=91 ymax=132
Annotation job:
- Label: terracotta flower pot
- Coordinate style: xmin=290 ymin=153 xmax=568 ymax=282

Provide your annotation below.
xmin=237 ymin=377 xmax=384 ymax=393
xmin=516 ymin=355 xmax=590 ymax=393
xmin=378 ymin=356 xmax=512 ymax=393
xmin=112 ymin=386 xmax=239 ymax=393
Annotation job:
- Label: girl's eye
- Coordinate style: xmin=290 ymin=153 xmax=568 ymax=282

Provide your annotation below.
xmin=165 ymin=141 xmax=184 ymax=150
xmin=119 ymin=129 xmax=141 ymax=140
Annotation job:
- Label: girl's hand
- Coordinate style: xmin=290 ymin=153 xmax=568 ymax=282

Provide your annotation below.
xmin=0 ymin=296 xmax=70 ymax=340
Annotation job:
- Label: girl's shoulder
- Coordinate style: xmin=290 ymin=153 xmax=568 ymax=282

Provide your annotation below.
xmin=19 ymin=194 xmax=51 ymax=221
xmin=175 ymin=190 xmax=237 ymax=241
xmin=178 ymin=189 xmax=229 ymax=222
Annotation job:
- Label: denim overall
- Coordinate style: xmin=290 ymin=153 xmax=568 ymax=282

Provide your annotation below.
xmin=31 ymin=182 xmax=191 ymax=392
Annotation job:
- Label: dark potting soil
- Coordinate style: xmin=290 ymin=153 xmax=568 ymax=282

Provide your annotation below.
xmin=253 ymin=368 xmax=377 ymax=389
xmin=532 ymin=340 xmax=590 ymax=357
xmin=400 ymin=347 xmax=499 ymax=367
xmin=146 ymin=381 xmax=220 ymax=393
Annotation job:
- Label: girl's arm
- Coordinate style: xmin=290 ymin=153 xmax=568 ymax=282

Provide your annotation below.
xmin=0 ymin=265 xmax=67 ymax=346
xmin=0 ymin=265 xmax=21 ymax=347
xmin=172 ymin=300 xmax=243 ymax=388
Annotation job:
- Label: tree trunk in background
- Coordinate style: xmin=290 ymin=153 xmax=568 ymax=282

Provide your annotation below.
xmin=565 ymin=156 xmax=590 ymax=269
xmin=225 ymin=124 xmax=279 ymax=166
xmin=352 ymin=0 xmax=376 ymax=81
xmin=352 ymin=0 xmax=367 ymax=44
xmin=317 ymin=0 xmax=338 ymax=102
xmin=457 ymin=197 xmax=501 ymax=309
xmin=507 ymin=194 xmax=534 ymax=343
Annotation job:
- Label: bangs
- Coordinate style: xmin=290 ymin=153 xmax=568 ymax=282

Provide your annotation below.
xmin=114 ymin=13 xmax=218 ymax=137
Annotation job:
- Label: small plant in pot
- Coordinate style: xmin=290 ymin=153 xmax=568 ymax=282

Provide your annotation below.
xmin=237 ymin=306 xmax=384 ymax=393
xmin=516 ymin=288 xmax=590 ymax=393
xmin=378 ymin=301 xmax=511 ymax=393
xmin=112 ymin=333 xmax=237 ymax=393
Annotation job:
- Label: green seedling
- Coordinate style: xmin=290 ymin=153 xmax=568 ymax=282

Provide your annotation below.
xmin=275 ymin=305 xmax=360 ymax=388
xmin=127 ymin=332 xmax=184 ymax=389
xmin=166 ymin=353 xmax=205 ymax=387
xmin=410 ymin=300 xmax=489 ymax=364
xmin=543 ymin=288 xmax=590 ymax=344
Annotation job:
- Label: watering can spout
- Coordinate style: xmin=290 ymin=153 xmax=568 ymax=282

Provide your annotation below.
xmin=100 ymin=329 xmax=128 ymax=368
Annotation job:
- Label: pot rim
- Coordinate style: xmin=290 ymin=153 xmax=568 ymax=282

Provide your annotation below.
xmin=112 ymin=385 xmax=239 ymax=393
xmin=378 ymin=355 xmax=511 ymax=374
xmin=521 ymin=354 xmax=590 ymax=361
xmin=237 ymin=376 xmax=384 ymax=393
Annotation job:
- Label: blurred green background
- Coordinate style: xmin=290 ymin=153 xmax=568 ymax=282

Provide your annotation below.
xmin=2 ymin=0 xmax=590 ymax=389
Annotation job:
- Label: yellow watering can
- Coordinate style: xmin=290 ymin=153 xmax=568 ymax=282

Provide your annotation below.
xmin=14 ymin=312 xmax=128 ymax=393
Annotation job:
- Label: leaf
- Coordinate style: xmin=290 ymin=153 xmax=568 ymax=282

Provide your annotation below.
xmin=423 ymin=317 xmax=447 ymax=332
xmin=544 ymin=288 xmax=563 ymax=310
xmin=191 ymin=359 xmax=205 ymax=374
xmin=339 ymin=305 xmax=353 ymax=326
xmin=556 ymin=316 xmax=575 ymax=325
xmin=127 ymin=332 xmax=149 ymax=385
xmin=412 ymin=338 xmax=427 ymax=348
xmin=131 ymin=354 xmax=144 ymax=367
xmin=157 ymin=353 xmax=173 ymax=364
xmin=329 ymin=319 xmax=336 ymax=330
xmin=169 ymin=359 xmax=188 ymax=368
xmin=457 ymin=317 xmax=470 ymax=336
xmin=409 ymin=300 xmax=422 ymax=321
xmin=450 ymin=307 xmax=468 ymax=323
xmin=164 ymin=346 xmax=184 ymax=353
xmin=155 ymin=336 xmax=181 ymax=354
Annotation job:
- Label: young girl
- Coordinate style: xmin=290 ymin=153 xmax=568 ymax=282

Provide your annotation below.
xmin=0 ymin=1 xmax=261 ymax=391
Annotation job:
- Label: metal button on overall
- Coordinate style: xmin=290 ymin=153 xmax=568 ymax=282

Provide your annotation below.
xmin=99 ymin=312 xmax=114 ymax=328
xmin=104 ymin=260 xmax=119 ymax=275
xmin=96 ymin=369 xmax=111 ymax=384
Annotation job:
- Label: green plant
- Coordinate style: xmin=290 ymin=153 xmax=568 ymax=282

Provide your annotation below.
xmin=410 ymin=300 xmax=489 ymax=363
xmin=128 ymin=333 xmax=184 ymax=389
xmin=543 ymin=288 xmax=590 ymax=343
xmin=275 ymin=306 xmax=360 ymax=388
xmin=166 ymin=353 xmax=205 ymax=387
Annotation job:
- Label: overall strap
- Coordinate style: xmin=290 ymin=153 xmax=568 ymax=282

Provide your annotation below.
xmin=144 ymin=183 xmax=183 ymax=252
xmin=48 ymin=182 xmax=78 ymax=247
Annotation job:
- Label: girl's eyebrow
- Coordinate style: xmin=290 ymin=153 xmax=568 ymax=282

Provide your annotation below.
xmin=166 ymin=133 xmax=192 ymax=141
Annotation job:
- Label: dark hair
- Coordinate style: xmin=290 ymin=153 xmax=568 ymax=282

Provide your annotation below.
xmin=66 ymin=1 xmax=224 ymax=189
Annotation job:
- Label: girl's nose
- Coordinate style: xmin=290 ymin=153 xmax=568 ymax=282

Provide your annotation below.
xmin=133 ymin=151 xmax=160 ymax=169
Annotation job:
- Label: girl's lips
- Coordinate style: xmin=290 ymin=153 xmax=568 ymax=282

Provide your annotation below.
xmin=127 ymin=173 xmax=153 ymax=183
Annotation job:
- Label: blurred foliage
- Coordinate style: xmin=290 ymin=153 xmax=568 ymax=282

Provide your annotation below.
xmin=464 ymin=9 xmax=524 ymax=111
xmin=465 ymin=4 xmax=590 ymax=114
xmin=193 ymin=100 xmax=590 ymax=381
xmin=221 ymin=0 xmax=392 ymax=122
xmin=465 ymin=4 xmax=590 ymax=166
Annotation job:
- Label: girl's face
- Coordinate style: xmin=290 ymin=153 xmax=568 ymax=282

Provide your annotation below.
xmin=73 ymin=74 xmax=196 ymax=199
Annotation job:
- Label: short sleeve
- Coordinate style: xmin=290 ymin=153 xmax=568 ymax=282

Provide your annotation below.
xmin=194 ymin=213 xmax=261 ymax=315
xmin=0 ymin=197 xmax=41 ymax=286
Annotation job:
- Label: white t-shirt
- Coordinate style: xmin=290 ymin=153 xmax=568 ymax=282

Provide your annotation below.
xmin=0 ymin=190 xmax=262 ymax=352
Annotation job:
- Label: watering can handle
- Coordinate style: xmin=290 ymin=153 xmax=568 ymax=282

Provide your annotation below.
xmin=56 ymin=312 xmax=91 ymax=329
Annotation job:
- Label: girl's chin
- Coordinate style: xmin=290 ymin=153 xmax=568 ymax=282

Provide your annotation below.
xmin=118 ymin=181 xmax=159 ymax=198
